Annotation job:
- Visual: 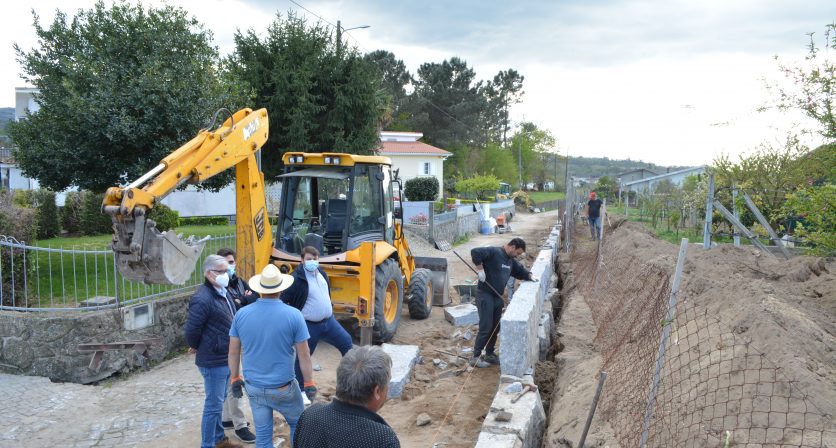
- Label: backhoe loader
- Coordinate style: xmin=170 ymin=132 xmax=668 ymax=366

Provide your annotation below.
xmin=103 ymin=108 xmax=448 ymax=343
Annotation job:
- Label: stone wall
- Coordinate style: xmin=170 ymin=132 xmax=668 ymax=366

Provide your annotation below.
xmin=0 ymin=292 xmax=192 ymax=384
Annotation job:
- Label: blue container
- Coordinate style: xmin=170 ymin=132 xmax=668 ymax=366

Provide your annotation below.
xmin=480 ymin=220 xmax=492 ymax=234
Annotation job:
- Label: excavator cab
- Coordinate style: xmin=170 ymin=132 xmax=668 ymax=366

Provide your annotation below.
xmin=272 ymin=152 xmax=449 ymax=344
xmin=275 ymin=157 xmax=394 ymax=257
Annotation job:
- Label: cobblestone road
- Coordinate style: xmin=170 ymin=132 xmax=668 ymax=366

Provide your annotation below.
xmin=0 ymin=355 xmax=210 ymax=448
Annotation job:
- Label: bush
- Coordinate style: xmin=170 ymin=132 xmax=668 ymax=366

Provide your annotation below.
xmin=31 ymin=190 xmax=60 ymax=239
xmin=179 ymin=216 xmax=229 ymax=226
xmin=61 ymin=191 xmax=83 ymax=234
xmin=455 ymin=175 xmax=500 ymax=200
xmin=80 ymin=191 xmax=113 ymax=236
xmin=148 ymin=203 xmax=180 ymax=232
xmin=404 ymin=177 xmax=439 ymax=202
xmin=0 ymin=191 xmax=37 ymax=307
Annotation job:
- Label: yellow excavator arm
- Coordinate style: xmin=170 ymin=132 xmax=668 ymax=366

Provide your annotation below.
xmin=103 ymin=108 xmax=272 ymax=285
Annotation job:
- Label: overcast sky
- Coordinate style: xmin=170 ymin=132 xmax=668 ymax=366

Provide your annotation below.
xmin=2 ymin=0 xmax=834 ymax=166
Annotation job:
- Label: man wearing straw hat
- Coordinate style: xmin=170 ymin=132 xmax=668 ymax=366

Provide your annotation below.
xmin=227 ymin=264 xmax=318 ymax=447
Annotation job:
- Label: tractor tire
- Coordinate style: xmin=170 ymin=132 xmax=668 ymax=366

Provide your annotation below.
xmin=407 ymin=268 xmax=433 ymax=319
xmin=373 ymin=259 xmax=403 ymax=343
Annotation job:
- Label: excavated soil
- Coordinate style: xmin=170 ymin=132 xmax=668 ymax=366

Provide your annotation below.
xmin=544 ymin=218 xmax=835 ymax=447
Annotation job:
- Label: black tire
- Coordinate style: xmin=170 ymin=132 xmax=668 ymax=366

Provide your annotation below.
xmin=407 ymin=268 xmax=433 ymax=319
xmin=373 ymin=259 xmax=403 ymax=343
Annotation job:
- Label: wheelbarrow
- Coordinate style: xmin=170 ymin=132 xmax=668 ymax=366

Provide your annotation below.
xmin=454 ymin=280 xmax=479 ymax=304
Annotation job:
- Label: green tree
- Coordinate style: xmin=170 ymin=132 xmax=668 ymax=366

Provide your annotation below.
xmin=783 ymin=184 xmax=835 ymax=255
xmin=771 ymin=23 xmax=836 ymax=139
xmin=229 ymin=12 xmax=381 ymax=183
xmin=594 ymin=176 xmax=618 ymax=202
xmin=401 ymin=57 xmax=488 ymax=149
xmin=455 ymin=175 xmax=501 ymax=200
xmin=32 ymin=190 xmax=59 ymax=239
xmin=364 ymin=50 xmax=411 ymax=129
xmin=510 ymin=123 xmax=556 ymax=189
xmin=8 ymin=1 xmax=243 ymax=192
xmin=485 ymin=69 xmax=525 ymax=147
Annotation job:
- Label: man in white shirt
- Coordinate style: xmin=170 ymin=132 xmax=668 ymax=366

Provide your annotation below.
xmin=282 ymin=246 xmax=354 ymax=394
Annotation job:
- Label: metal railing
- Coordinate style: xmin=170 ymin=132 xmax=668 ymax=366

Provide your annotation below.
xmin=0 ymin=234 xmax=235 ymax=312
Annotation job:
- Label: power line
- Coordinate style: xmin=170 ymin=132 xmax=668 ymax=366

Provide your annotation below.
xmin=286 ymin=0 xmax=370 ymax=53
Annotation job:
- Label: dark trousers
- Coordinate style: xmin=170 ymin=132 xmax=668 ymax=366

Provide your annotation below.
xmin=295 ymin=315 xmax=354 ymax=392
xmin=474 ymin=291 xmax=503 ymax=357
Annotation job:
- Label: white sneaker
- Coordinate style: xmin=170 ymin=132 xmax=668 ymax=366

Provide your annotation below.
xmin=303 ymin=394 xmax=311 ymax=407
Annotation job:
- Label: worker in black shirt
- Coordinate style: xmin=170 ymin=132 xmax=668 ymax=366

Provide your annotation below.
xmin=469 ymin=238 xmax=537 ymax=368
xmin=294 ymin=346 xmax=400 ymax=447
xmin=586 ymin=192 xmax=604 ymax=240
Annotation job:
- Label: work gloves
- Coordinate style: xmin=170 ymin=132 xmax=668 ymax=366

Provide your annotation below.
xmin=477 ymin=270 xmax=486 ymax=282
xmin=304 ymin=380 xmax=318 ymax=401
xmin=231 ymin=376 xmax=245 ymax=399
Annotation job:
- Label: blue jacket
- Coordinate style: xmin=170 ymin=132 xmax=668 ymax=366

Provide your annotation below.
xmin=282 ymin=264 xmax=331 ymax=313
xmin=184 ymin=280 xmax=236 ymax=368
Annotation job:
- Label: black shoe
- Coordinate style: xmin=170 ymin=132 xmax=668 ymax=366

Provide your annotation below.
xmin=483 ymin=353 xmax=500 ymax=365
xmin=222 ymin=421 xmax=234 ymax=429
xmin=235 ymin=426 xmax=256 ymax=444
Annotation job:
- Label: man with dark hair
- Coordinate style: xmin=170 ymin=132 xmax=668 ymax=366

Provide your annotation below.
xmin=215 ymin=248 xmax=256 ymax=443
xmin=217 ymin=248 xmax=258 ymax=308
xmin=293 ymin=346 xmax=400 ymax=447
xmin=586 ymin=192 xmax=603 ymax=240
xmin=469 ymin=238 xmax=537 ymax=368
xmin=282 ymin=246 xmax=354 ymax=396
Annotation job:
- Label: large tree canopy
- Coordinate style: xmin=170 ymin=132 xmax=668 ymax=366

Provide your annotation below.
xmin=9 ymin=1 xmax=240 ymax=192
xmin=228 ymin=12 xmax=382 ymax=183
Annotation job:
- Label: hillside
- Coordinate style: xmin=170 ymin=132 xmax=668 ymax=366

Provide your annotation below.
xmin=567 ymin=155 xmax=689 ymax=179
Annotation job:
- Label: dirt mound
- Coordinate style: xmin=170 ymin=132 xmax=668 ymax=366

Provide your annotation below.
xmin=607 ymin=222 xmax=836 ymax=417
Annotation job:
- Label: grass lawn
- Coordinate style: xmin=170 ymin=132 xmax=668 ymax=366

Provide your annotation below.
xmin=528 ymin=191 xmax=565 ymax=202
xmin=17 ymin=224 xmax=236 ymax=307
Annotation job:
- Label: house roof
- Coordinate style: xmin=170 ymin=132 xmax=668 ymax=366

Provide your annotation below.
xmin=622 ymin=166 xmax=706 ymax=187
xmin=378 ymin=141 xmax=452 ymax=157
xmin=616 ymin=168 xmax=658 ymax=177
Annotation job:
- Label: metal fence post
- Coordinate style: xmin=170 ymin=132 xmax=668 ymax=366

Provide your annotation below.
xmin=732 ymin=185 xmax=740 ymax=247
xmin=702 ymin=173 xmax=714 ymax=249
xmin=639 ymin=238 xmax=689 ymax=448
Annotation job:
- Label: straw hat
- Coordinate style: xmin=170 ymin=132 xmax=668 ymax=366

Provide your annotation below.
xmin=248 ymin=264 xmax=295 ymax=295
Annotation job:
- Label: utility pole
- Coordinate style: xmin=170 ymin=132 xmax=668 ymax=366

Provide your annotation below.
xmin=517 ymin=134 xmax=524 ymax=190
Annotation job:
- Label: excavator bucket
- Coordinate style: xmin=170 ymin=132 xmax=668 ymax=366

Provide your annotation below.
xmin=110 ymin=213 xmax=208 ymax=285
xmin=414 ymin=256 xmax=450 ymax=306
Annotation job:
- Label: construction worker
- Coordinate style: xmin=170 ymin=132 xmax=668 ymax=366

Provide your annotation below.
xmin=587 ymin=192 xmax=603 ymax=239
xmin=469 ymin=238 xmax=538 ymax=368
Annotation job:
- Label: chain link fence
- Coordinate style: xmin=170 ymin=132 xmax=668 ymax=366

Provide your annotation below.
xmin=570 ymin=222 xmax=834 ymax=447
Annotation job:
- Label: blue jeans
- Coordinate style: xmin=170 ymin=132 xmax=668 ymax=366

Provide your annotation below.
xmin=246 ymin=379 xmax=305 ymax=448
xmin=197 ymin=365 xmax=230 ymax=448
xmin=294 ymin=315 xmax=354 ymax=392
xmin=588 ymin=216 xmax=601 ymax=239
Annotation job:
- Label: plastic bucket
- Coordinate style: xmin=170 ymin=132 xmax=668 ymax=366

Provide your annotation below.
xmin=480 ymin=220 xmax=492 ymax=234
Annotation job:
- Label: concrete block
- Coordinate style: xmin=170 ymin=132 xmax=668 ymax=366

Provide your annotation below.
xmin=538 ymin=313 xmax=552 ymax=361
xmin=480 ymin=381 xmax=546 ymax=448
xmin=474 ymin=432 xmax=523 ymax=448
xmin=381 ymin=343 xmax=419 ymax=398
xmin=444 ymin=304 xmax=479 ymax=326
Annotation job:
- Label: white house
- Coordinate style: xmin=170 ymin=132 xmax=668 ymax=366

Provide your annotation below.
xmin=377 ymin=131 xmax=451 ymax=198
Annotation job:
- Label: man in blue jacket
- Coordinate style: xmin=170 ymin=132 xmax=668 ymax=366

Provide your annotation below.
xmin=470 ymin=238 xmax=537 ymax=368
xmin=282 ymin=246 xmax=354 ymax=395
xmin=185 ymin=254 xmax=237 ymax=448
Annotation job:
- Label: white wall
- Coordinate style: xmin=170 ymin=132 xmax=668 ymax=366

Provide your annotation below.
xmin=388 ymin=154 xmax=445 ymax=198
xmin=15 ymin=89 xmax=39 ymax=120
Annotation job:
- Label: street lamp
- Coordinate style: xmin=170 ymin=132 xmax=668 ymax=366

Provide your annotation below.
xmin=336 ymin=20 xmax=370 ymax=56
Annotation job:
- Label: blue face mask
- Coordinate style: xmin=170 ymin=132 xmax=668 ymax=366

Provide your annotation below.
xmin=304 ymin=260 xmax=319 ymax=272
xmin=227 ymin=264 xmax=235 ymax=277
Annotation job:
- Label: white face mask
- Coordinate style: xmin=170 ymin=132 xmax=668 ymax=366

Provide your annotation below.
xmin=215 ymin=273 xmax=230 ymax=288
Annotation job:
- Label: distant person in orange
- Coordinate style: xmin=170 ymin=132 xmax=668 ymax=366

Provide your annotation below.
xmin=587 ymin=192 xmax=603 ymax=240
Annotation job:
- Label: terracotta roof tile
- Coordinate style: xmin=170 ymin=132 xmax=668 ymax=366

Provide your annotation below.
xmin=377 ymin=141 xmax=452 ymax=156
